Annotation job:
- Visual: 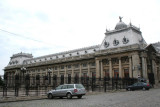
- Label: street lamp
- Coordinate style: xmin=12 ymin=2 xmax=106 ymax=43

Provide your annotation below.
xmin=48 ymin=69 xmax=52 ymax=85
xmin=21 ymin=67 xmax=26 ymax=84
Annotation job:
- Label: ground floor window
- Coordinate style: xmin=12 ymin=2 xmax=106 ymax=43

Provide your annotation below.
xmin=114 ymin=69 xmax=119 ymax=78
xmin=61 ymin=75 xmax=64 ymax=84
xmin=124 ymin=69 xmax=129 ymax=78
xmin=104 ymin=69 xmax=109 ymax=78
xmin=74 ymin=73 xmax=79 ymax=83
xmin=68 ymin=74 xmax=71 ymax=84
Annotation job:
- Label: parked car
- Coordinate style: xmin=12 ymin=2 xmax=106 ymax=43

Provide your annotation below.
xmin=47 ymin=84 xmax=86 ymax=99
xmin=126 ymin=82 xmax=151 ymax=91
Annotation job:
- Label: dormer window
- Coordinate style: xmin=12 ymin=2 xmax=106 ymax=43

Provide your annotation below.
xmin=113 ymin=39 xmax=119 ymax=46
xmin=123 ymin=36 xmax=129 ymax=44
xmin=104 ymin=41 xmax=109 ymax=48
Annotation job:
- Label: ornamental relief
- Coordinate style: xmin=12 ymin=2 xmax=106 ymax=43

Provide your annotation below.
xmin=122 ymin=36 xmax=129 ymax=44
xmin=113 ymin=39 xmax=119 ymax=46
xmin=104 ymin=41 xmax=109 ymax=48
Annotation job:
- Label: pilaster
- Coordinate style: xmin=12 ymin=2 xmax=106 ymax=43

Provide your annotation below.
xmin=131 ymin=52 xmax=140 ymax=78
xmin=96 ymin=59 xmax=100 ymax=78
xmin=118 ymin=57 xmax=122 ymax=78
xmin=129 ymin=56 xmax=133 ymax=78
xmin=100 ymin=61 xmax=103 ymax=79
xmin=87 ymin=62 xmax=90 ymax=77
xmin=109 ymin=58 xmax=112 ymax=78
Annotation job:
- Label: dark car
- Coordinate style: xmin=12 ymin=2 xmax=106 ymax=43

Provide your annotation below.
xmin=47 ymin=84 xmax=86 ymax=99
xmin=126 ymin=82 xmax=151 ymax=91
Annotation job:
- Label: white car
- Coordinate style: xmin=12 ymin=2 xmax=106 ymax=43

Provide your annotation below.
xmin=47 ymin=84 xmax=86 ymax=99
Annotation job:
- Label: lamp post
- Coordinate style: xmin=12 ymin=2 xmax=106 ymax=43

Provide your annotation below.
xmin=48 ymin=69 xmax=52 ymax=85
xmin=21 ymin=67 xmax=26 ymax=84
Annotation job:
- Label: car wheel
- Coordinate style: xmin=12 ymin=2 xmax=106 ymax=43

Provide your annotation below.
xmin=66 ymin=93 xmax=72 ymax=99
xmin=142 ymin=87 xmax=146 ymax=91
xmin=128 ymin=88 xmax=131 ymax=91
xmin=77 ymin=95 xmax=82 ymax=99
xmin=48 ymin=93 xmax=53 ymax=99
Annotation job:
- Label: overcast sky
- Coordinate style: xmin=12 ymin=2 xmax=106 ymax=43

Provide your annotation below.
xmin=0 ymin=0 xmax=160 ymax=75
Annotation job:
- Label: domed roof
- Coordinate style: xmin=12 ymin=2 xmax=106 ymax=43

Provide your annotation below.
xmin=115 ymin=16 xmax=127 ymax=30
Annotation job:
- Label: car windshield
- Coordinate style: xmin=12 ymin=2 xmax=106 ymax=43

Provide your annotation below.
xmin=75 ymin=84 xmax=84 ymax=89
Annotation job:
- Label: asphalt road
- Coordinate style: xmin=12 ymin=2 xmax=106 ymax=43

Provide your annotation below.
xmin=0 ymin=88 xmax=160 ymax=107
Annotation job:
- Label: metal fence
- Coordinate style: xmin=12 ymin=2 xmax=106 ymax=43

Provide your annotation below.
xmin=0 ymin=75 xmax=138 ymax=97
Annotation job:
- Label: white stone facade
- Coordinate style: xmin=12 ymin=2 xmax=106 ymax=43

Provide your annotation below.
xmin=4 ymin=17 xmax=160 ymax=86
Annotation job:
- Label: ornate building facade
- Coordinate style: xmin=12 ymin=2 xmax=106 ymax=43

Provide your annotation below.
xmin=4 ymin=17 xmax=160 ymax=87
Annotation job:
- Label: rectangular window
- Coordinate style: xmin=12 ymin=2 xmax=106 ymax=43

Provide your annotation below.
xmin=75 ymin=64 xmax=79 ymax=68
xmin=114 ymin=69 xmax=119 ymax=78
xmin=91 ymin=62 xmax=95 ymax=66
xmin=67 ymin=85 xmax=74 ymax=89
xmin=55 ymin=66 xmax=57 ymax=70
xmin=124 ymin=69 xmax=129 ymax=78
xmin=68 ymin=65 xmax=71 ymax=69
xmin=61 ymin=65 xmax=64 ymax=69
xmin=82 ymin=63 xmax=87 ymax=67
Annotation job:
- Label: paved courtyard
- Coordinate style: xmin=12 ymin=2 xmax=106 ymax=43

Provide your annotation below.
xmin=0 ymin=88 xmax=160 ymax=107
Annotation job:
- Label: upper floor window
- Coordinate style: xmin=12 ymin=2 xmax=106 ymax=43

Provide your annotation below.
xmin=82 ymin=63 xmax=87 ymax=67
xmin=61 ymin=65 xmax=64 ymax=69
xmin=91 ymin=62 xmax=95 ymax=66
xmin=74 ymin=64 xmax=79 ymax=68
xmin=55 ymin=66 xmax=57 ymax=70
xmin=68 ymin=65 xmax=71 ymax=69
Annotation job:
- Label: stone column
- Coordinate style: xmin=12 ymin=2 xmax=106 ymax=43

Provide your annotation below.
xmin=87 ymin=62 xmax=90 ymax=77
xmin=57 ymin=66 xmax=60 ymax=77
xmin=109 ymin=58 xmax=112 ymax=78
xmin=71 ymin=65 xmax=74 ymax=83
xmin=100 ymin=61 xmax=103 ymax=79
xmin=132 ymin=52 xmax=140 ymax=78
xmin=80 ymin=63 xmax=82 ymax=77
xmin=64 ymin=65 xmax=67 ymax=84
xmin=152 ymin=59 xmax=158 ymax=84
xmin=158 ymin=63 xmax=160 ymax=82
xmin=96 ymin=59 xmax=100 ymax=78
xmin=118 ymin=57 xmax=122 ymax=78
xmin=129 ymin=56 xmax=133 ymax=78
xmin=142 ymin=57 xmax=147 ymax=79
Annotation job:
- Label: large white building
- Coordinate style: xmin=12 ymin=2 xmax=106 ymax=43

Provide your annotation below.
xmin=4 ymin=17 xmax=160 ymax=87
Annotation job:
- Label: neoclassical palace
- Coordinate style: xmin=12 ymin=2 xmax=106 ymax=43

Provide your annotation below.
xmin=4 ymin=17 xmax=160 ymax=86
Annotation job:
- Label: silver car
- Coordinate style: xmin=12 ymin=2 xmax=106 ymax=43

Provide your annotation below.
xmin=47 ymin=84 xmax=86 ymax=99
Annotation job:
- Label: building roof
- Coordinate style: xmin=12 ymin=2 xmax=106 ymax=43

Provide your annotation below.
xmin=152 ymin=42 xmax=160 ymax=53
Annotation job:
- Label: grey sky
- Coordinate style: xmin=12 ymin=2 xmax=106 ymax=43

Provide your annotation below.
xmin=0 ymin=0 xmax=160 ymax=75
